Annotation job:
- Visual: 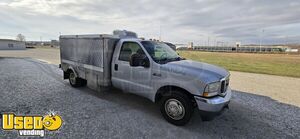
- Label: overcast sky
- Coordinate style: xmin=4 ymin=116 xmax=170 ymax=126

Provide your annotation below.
xmin=0 ymin=0 xmax=300 ymax=45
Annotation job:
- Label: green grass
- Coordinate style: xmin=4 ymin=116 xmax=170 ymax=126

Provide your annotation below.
xmin=178 ymin=51 xmax=300 ymax=78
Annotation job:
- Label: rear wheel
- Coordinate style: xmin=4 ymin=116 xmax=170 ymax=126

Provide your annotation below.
xmin=69 ymin=71 xmax=86 ymax=87
xmin=160 ymin=90 xmax=194 ymax=126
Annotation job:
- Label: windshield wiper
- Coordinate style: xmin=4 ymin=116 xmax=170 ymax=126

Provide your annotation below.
xmin=175 ymin=57 xmax=182 ymax=61
xmin=169 ymin=57 xmax=183 ymax=62
xmin=155 ymin=57 xmax=184 ymax=64
xmin=162 ymin=57 xmax=181 ymax=63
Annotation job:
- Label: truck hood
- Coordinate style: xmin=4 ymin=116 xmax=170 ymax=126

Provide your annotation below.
xmin=161 ymin=60 xmax=229 ymax=83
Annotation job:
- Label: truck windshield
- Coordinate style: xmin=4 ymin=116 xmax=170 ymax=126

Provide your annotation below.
xmin=141 ymin=41 xmax=182 ymax=64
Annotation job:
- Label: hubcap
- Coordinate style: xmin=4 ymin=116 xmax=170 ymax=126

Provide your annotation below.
xmin=69 ymin=72 xmax=76 ymax=85
xmin=164 ymin=99 xmax=185 ymax=120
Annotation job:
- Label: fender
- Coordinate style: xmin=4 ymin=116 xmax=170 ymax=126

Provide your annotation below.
xmin=151 ymin=82 xmax=199 ymax=102
xmin=63 ymin=66 xmax=78 ymax=79
xmin=67 ymin=66 xmax=78 ymax=76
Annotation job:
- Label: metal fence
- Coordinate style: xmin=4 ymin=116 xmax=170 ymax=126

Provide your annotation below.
xmin=192 ymin=46 xmax=286 ymax=53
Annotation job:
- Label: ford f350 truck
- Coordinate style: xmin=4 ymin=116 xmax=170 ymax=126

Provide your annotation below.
xmin=59 ymin=30 xmax=231 ymax=126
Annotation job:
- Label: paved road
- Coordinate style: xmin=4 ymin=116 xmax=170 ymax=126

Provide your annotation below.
xmin=0 ymin=57 xmax=299 ymax=138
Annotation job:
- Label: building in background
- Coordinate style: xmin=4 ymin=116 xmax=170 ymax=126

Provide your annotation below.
xmin=175 ymin=44 xmax=188 ymax=50
xmin=285 ymin=48 xmax=299 ymax=53
xmin=25 ymin=41 xmax=51 ymax=47
xmin=0 ymin=39 xmax=26 ymax=50
xmin=236 ymin=42 xmax=241 ymax=47
xmin=188 ymin=42 xmax=194 ymax=49
xmin=192 ymin=44 xmax=295 ymax=53
xmin=51 ymin=40 xmax=59 ymax=47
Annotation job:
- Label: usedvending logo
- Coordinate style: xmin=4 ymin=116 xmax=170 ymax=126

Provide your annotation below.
xmin=1 ymin=111 xmax=63 ymax=137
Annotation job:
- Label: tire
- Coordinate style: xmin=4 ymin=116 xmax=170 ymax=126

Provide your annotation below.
xmin=160 ymin=90 xmax=194 ymax=126
xmin=201 ymin=115 xmax=214 ymax=121
xmin=80 ymin=79 xmax=87 ymax=87
xmin=68 ymin=71 xmax=82 ymax=88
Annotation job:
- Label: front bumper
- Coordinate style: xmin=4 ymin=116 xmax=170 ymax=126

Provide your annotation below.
xmin=194 ymin=87 xmax=232 ymax=112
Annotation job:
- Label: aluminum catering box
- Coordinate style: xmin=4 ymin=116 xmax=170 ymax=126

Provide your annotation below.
xmin=60 ymin=34 xmax=120 ymax=88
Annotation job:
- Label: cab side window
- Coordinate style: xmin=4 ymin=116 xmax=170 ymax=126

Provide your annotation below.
xmin=119 ymin=42 xmax=145 ymax=62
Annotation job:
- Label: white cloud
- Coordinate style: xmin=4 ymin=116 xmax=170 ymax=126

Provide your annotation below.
xmin=0 ymin=0 xmax=300 ymax=44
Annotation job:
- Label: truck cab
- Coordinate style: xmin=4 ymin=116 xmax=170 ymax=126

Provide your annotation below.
xmin=60 ymin=30 xmax=232 ymax=126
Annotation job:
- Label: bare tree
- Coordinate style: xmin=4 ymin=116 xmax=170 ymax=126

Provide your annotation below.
xmin=16 ymin=34 xmax=26 ymax=42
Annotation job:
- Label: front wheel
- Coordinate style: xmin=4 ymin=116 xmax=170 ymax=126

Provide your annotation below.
xmin=69 ymin=71 xmax=86 ymax=87
xmin=160 ymin=91 xmax=194 ymax=126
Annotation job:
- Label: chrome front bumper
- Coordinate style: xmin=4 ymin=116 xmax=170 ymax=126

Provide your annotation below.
xmin=194 ymin=87 xmax=232 ymax=112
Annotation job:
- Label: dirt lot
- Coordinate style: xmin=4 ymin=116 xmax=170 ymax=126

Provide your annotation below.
xmin=0 ymin=48 xmax=60 ymax=64
xmin=230 ymin=71 xmax=300 ymax=107
xmin=1 ymin=48 xmax=299 ymax=107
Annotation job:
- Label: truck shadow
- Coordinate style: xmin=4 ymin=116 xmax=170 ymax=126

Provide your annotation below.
xmin=75 ymin=85 xmax=162 ymax=118
xmin=186 ymin=90 xmax=300 ymax=138
xmin=74 ymin=85 xmax=300 ymax=138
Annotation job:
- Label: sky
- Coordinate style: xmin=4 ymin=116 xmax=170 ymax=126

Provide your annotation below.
xmin=0 ymin=0 xmax=300 ymax=45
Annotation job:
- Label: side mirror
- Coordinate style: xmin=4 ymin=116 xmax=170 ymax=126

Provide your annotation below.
xmin=130 ymin=54 xmax=150 ymax=68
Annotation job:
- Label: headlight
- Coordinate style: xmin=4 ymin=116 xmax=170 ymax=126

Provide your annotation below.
xmin=203 ymin=82 xmax=220 ymax=97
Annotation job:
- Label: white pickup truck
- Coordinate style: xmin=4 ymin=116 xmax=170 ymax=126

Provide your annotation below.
xmin=59 ymin=30 xmax=231 ymax=126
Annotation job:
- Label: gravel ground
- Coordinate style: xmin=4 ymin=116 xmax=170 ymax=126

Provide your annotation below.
xmin=0 ymin=57 xmax=299 ymax=139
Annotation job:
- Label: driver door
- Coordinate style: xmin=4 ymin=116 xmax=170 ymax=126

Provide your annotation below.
xmin=112 ymin=42 xmax=152 ymax=97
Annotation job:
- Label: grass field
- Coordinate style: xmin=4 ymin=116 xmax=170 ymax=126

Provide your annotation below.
xmin=1 ymin=48 xmax=300 ymax=78
xmin=178 ymin=51 xmax=300 ymax=78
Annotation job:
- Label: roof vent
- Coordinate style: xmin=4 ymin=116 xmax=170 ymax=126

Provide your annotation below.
xmin=113 ymin=30 xmax=138 ymax=38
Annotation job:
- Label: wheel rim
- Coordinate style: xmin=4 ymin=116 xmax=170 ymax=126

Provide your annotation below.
xmin=164 ymin=99 xmax=185 ymax=120
xmin=69 ymin=72 xmax=76 ymax=85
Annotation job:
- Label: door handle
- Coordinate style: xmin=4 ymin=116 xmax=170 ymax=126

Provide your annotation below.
xmin=114 ymin=64 xmax=118 ymax=71
xmin=152 ymin=73 xmax=161 ymax=77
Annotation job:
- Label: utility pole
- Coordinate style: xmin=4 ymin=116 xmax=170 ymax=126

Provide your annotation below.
xmin=285 ymin=35 xmax=289 ymax=46
xmin=40 ymin=36 xmax=43 ymax=46
xmin=198 ymin=34 xmax=204 ymax=46
xmin=207 ymin=37 xmax=210 ymax=47
xmin=214 ymin=37 xmax=217 ymax=47
xmin=159 ymin=23 xmax=162 ymax=41
xmin=259 ymin=29 xmax=264 ymax=52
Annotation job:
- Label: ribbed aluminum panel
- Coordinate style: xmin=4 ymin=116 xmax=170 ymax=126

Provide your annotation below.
xmin=60 ymin=34 xmax=119 ymax=87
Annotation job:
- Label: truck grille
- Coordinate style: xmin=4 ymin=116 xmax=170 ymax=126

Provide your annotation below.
xmin=220 ymin=77 xmax=229 ymax=94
